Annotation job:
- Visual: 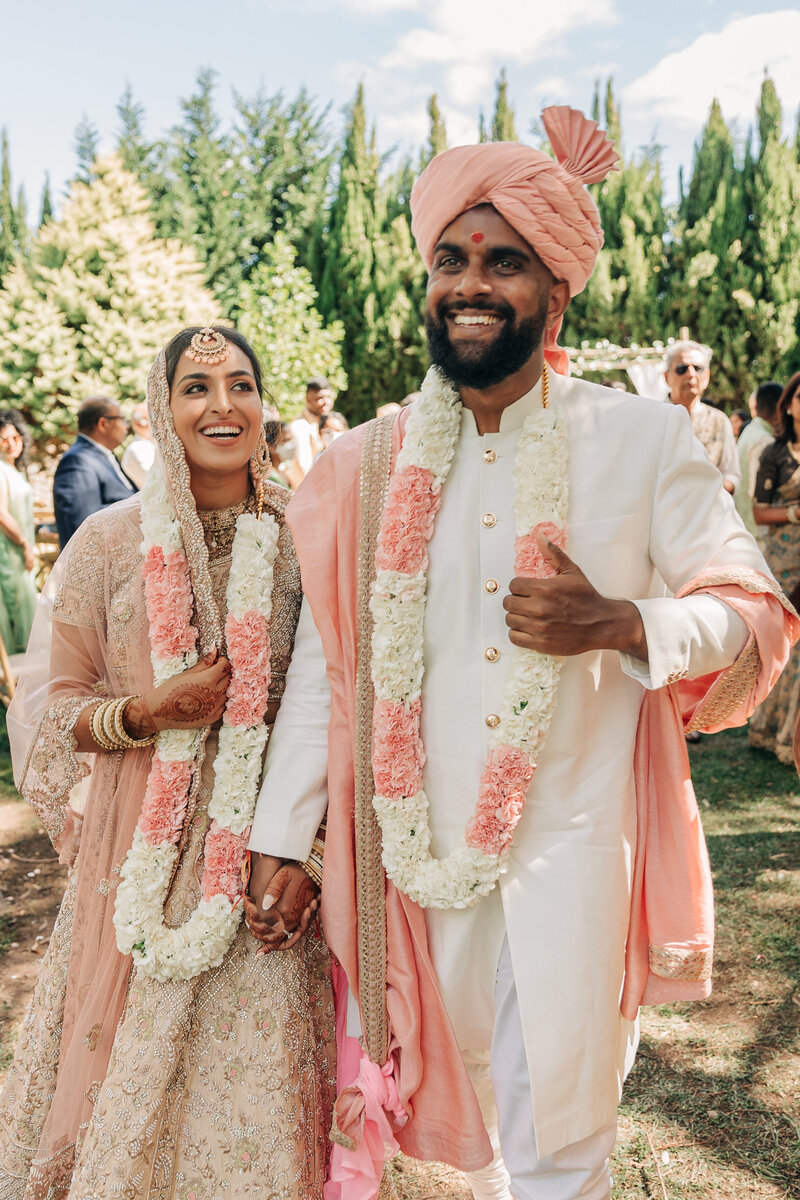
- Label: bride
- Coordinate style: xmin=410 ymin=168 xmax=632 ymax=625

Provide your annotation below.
xmin=0 ymin=327 xmax=335 ymax=1200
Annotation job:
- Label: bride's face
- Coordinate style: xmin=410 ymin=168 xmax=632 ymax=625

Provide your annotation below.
xmin=169 ymin=344 xmax=263 ymax=482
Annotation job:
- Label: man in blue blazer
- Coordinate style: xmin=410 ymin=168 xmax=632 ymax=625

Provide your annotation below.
xmin=53 ymin=396 xmax=137 ymax=549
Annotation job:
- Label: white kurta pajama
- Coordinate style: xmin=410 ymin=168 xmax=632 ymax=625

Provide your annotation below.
xmin=250 ymin=374 xmax=764 ymax=1171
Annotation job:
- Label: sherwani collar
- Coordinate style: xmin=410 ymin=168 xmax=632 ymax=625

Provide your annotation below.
xmin=459 ymin=372 xmax=547 ymax=437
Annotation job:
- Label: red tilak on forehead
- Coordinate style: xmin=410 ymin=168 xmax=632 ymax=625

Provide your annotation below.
xmin=471 ymin=231 xmax=484 ymax=243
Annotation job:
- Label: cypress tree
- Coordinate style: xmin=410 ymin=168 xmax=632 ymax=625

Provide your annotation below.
xmin=233 ymin=84 xmax=333 ymax=283
xmin=0 ymin=130 xmax=18 ymax=277
xmin=163 ymin=68 xmax=245 ymax=314
xmin=317 ymin=84 xmax=380 ymax=424
xmin=73 ymin=114 xmax=100 ymax=183
xmin=421 ymin=94 xmax=447 ymax=166
xmin=562 ymin=80 xmax=666 ymax=350
xmin=39 ymin=174 xmax=53 ymax=226
xmin=739 ymin=76 xmax=800 ymax=381
xmin=490 ymin=69 xmax=518 ymax=142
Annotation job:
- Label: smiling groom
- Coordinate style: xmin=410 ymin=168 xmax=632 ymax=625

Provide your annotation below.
xmin=248 ymin=107 xmax=797 ymax=1200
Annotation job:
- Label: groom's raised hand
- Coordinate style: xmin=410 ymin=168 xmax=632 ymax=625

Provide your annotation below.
xmin=503 ymin=532 xmax=648 ymax=661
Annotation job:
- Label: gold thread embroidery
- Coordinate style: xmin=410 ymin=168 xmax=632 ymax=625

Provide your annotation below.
xmin=684 ymin=635 xmax=762 ymax=734
xmin=354 ymin=413 xmax=396 ymax=1068
xmin=649 ymin=944 xmax=713 ymax=982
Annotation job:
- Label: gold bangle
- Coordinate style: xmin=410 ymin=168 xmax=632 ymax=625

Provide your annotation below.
xmin=90 ymin=701 xmax=115 ymax=750
xmin=300 ymin=856 xmax=323 ymax=889
xmin=102 ymin=697 xmax=126 ymax=748
xmin=112 ymin=696 xmax=158 ymax=748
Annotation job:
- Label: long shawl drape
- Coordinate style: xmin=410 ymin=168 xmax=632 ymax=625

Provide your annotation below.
xmin=287 ymin=409 xmax=799 ymax=1174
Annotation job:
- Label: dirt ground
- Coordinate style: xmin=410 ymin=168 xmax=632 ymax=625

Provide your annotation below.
xmin=2 ymin=744 xmax=798 ymax=1200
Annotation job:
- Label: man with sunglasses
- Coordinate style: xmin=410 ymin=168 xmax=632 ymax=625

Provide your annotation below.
xmin=665 ymin=340 xmax=740 ymax=495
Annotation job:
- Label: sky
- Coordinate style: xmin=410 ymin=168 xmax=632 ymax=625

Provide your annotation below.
xmin=1 ymin=0 xmax=799 ymax=217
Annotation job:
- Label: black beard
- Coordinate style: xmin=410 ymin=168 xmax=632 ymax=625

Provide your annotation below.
xmin=425 ymin=298 xmax=549 ymax=390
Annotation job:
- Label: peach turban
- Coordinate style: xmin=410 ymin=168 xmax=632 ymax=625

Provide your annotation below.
xmin=410 ymin=106 xmax=619 ymax=375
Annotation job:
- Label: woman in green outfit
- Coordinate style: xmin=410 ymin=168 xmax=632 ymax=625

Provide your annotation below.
xmin=0 ymin=409 xmax=38 ymax=653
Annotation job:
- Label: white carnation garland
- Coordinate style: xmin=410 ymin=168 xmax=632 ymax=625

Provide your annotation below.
xmin=370 ymin=365 xmax=568 ymax=908
xmin=113 ymin=468 xmax=279 ymax=981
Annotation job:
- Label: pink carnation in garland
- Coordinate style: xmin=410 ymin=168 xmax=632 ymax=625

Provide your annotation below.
xmin=224 ymin=611 xmax=271 ymax=727
xmin=375 ymin=465 xmax=441 ymax=575
xmin=465 ymin=745 xmax=535 ymax=856
xmin=202 ymin=820 xmax=248 ymax=902
xmin=139 ymin=756 xmax=193 ymax=846
xmin=514 ymin=522 xmax=567 ymax=579
xmin=142 ymin=547 xmax=198 ymax=660
xmin=372 ymin=697 xmax=426 ymax=800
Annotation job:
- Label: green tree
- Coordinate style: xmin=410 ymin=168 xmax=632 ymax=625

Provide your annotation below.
xmin=74 ymin=114 xmax=100 ymax=183
xmin=238 ymin=232 xmax=346 ymax=417
xmin=317 ymin=84 xmax=381 ymax=423
xmin=420 ymin=94 xmax=447 ymax=166
xmin=233 ymin=85 xmax=332 ymax=280
xmin=738 ymin=76 xmax=800 ymax=380
xmin=116 ymin=82 xmax=154 ymax=178
xmin=161 ymin=68 xmax=245 ymax=313
xmin=39 ymin=174 xmax=53 ymax=226
xmin=490 ymin=69 xmax=518 ymax=142
xmin=0 ymin=130 xmax=20 ymax=277
xmin=0 ymin=154 xmax=218 ymax=444
xmin=562 ymin=80 xmax=666 ymax=349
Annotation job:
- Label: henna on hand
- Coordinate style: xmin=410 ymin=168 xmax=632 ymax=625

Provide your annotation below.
xmin=284 ymin=874 xmax=319 ymax=929
xmin=152 ymin=685 xmax=223 ymax=723
xmin=123 ymin=695 xmax=157 ymax=739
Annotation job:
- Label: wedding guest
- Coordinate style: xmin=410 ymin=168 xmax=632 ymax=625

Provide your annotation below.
xmin=121 ymin=401 xmax=156 ymax=489
xmin=0 ymin=326 xmax=334 ymax=1198
xmin=0 ymin=409 xmax=38 ymax=652
xmin=52 ymin=396 xmax=136 ymax=549
xmin=319 ymin=410 xmax=349 ymax=449
xmin=665 ymin=341 xmax=740 ymax=494
xmin=287 ymin=376 xmax=334 ymax=481
xmin=735 ymin=381 xmax=782 ymax=538
xmin=749 ymin=371 xmax=800 ymax=764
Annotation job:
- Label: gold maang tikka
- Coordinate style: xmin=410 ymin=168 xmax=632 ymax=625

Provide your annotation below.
xmin=187 ymin=327 xmax=230 ymax=366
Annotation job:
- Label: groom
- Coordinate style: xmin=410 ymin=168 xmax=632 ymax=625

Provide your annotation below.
xmin=247 ymin=109 xmax=796 ymax=1199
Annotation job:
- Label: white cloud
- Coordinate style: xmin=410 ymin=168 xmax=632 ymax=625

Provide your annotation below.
xmin=381 ymin=0 xmax=617 ymax=74
xmin=622 ymin=11 xmax=800 ymax=131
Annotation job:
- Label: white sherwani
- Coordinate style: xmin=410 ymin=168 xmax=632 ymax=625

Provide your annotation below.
xmin=251 ymin=373 xmax=766 ymax=1156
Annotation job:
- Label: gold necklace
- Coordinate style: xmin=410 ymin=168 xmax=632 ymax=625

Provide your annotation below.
xmin=542 ymin=362 xmax=550 ymax=409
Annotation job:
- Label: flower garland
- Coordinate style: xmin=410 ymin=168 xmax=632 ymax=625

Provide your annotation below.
xmin=113 ymin=468 xmax=279 ymax=981
xmin=370 ymin=365 xmax=568 ymax=909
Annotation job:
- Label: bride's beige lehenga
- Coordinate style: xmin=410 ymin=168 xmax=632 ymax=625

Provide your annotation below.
xmin=0 ymin=496 xmax=335 ymax=1200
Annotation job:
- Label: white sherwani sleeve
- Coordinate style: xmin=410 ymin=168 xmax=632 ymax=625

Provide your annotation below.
xmin=248 ymin=597 xmax=330 ymax=861
xmin=619 ymin=402 xmax=760 ymax=689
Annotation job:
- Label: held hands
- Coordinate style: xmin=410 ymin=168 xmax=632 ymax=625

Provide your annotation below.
xmin=124 ymin=651 xmax=232 ymax=737
xmin=503 ymin=533 xmax=648 ymax=661
xmin=243 ymin=852 xmax=319 ymax=954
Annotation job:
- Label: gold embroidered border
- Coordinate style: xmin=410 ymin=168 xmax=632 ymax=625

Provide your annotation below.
xmin=683 ymin=566 xmax=798 ymax=618
xmin=684 ymin=634 xmax=761 ymax=734
xmin=354 ymin=413 xmax=396 ymax=1067
xmin=649 ymin=944 xmax=713 ymax=982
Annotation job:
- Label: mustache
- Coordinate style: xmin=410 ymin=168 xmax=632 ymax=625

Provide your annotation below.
xmin=435 ymin=298 xmax=516 ymax=322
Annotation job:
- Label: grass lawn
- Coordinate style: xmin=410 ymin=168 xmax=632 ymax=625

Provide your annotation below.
xmin=1 ymin=722 xmax=798 ymax=1197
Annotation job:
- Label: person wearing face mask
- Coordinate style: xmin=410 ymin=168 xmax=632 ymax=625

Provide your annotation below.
xmin=664 ymin=341 xmax=740 ymax=495
xmin=270 ymin=420 xmax=304 ymax=489
xmin=0 ymin=327 xmax=335 ymax=1199
xmin=0 ymin=408 xmax=38 ymax=652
